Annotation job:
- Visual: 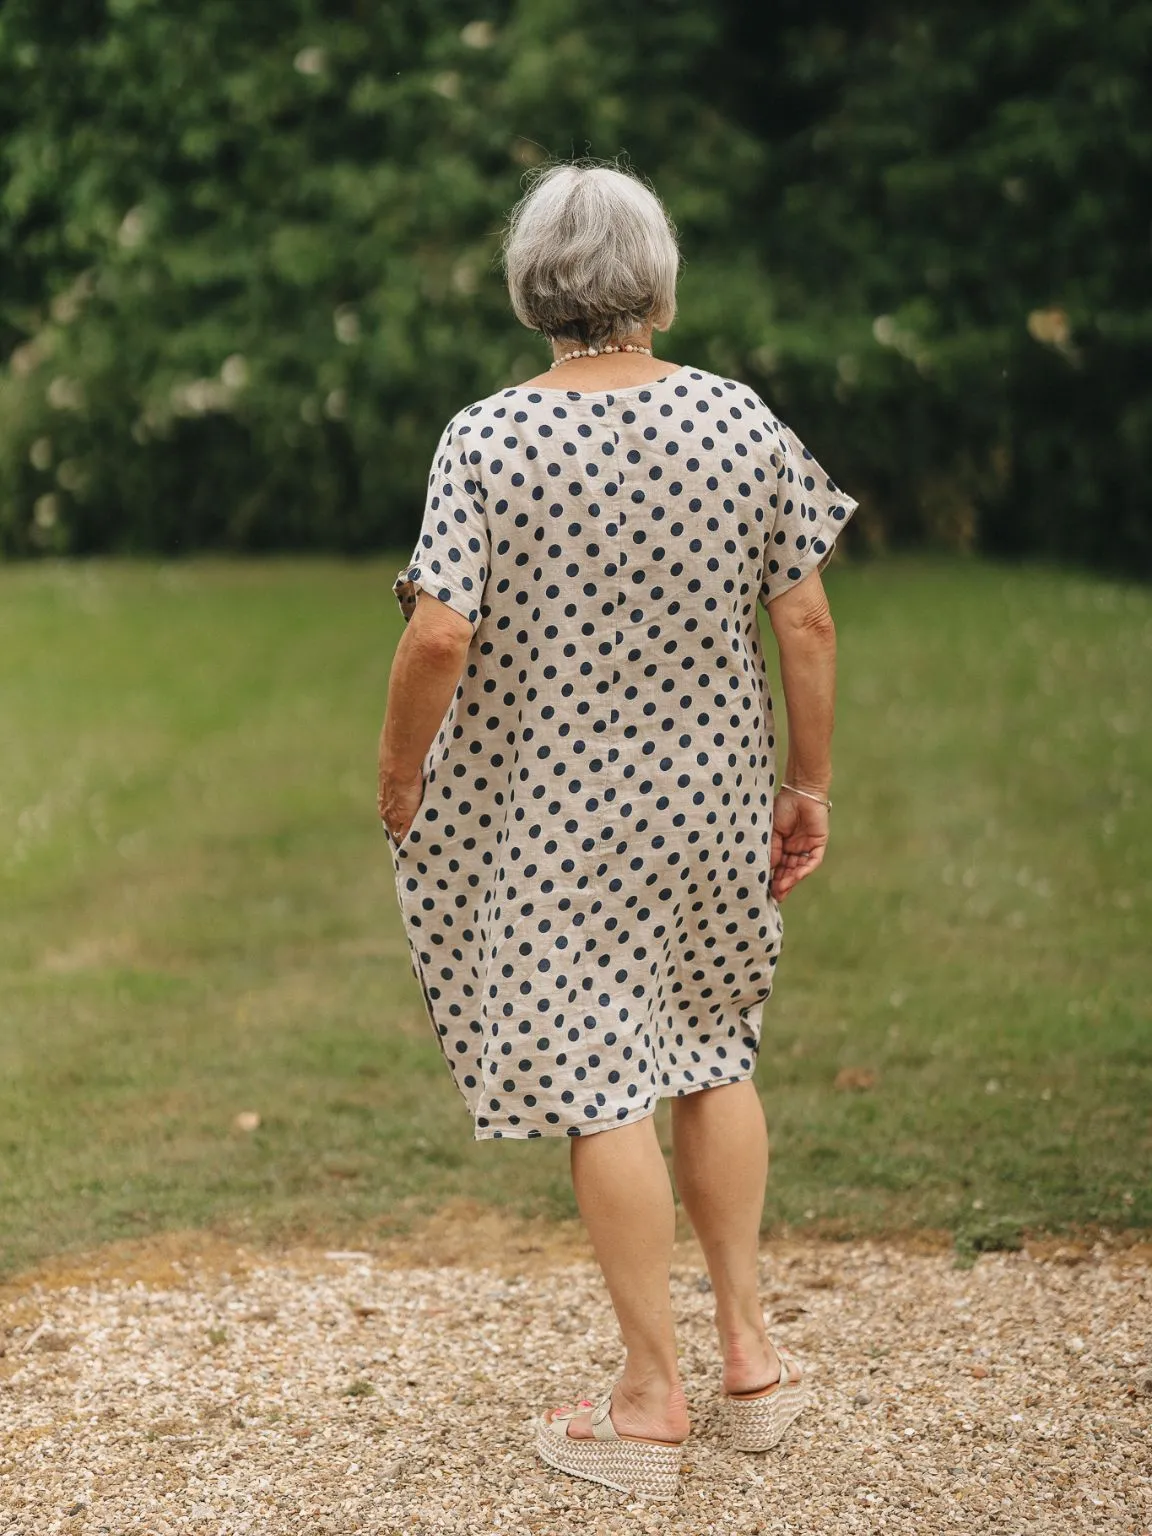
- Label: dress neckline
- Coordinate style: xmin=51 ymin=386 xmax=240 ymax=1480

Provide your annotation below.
xmin=502 ymin=365 xmax=691 ymax=399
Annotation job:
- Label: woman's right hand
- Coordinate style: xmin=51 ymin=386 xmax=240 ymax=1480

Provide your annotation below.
xmin=378 ymin=769 xmax=425 ymax=847
xmin=770 ymin=787 xmax=830 ymax=901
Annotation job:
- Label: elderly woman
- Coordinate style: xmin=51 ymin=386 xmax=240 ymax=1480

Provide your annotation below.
xmin=377 ymin=162 xmax=856 ymax=1500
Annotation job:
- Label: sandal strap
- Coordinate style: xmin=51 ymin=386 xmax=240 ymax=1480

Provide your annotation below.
xmin=590 ymin=1393 xmax=620 ymax=1441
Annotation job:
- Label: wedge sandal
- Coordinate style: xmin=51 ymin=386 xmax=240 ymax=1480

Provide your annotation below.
xmin=720 ymin=1346 xmax=807 ymax=1452
xmin=535 ymin=1392 xmax=684 ymax=1500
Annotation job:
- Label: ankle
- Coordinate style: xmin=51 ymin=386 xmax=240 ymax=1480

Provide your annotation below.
xmin=717 ymin=1309 xmax=769 ymax=1360
xmin=720 ymin=1330 xmax=780 ymax=1395
xmin=618 ymin=1367 xmax=686 ymax=1408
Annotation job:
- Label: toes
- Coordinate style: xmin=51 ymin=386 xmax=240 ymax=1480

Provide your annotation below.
xmin=547 ymin=1397 xmax=594 ymax=1425
xmin=544 ymin=1394 xmax=597 ymax=1435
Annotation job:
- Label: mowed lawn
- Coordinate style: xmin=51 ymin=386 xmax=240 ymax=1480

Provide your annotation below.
xmin=0 ymin=557 xmax=1148 ymax=1277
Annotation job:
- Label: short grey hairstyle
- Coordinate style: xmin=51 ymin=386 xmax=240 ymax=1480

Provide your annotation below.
xmin=502 ymin=162 xmax=679 ymax=348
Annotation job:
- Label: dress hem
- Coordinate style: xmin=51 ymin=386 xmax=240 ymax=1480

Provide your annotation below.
xmin=470 ymin=1069 xmax=758 ymax=1142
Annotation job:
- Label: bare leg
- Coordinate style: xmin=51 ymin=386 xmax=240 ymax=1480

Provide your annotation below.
xmin=671 ymin=1080 xmax=787 ymax=1394
xmin=557 ymin=1115 xmax=690 ymax=1442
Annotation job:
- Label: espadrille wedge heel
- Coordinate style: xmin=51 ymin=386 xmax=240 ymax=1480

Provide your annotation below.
xmin=720 ymin=1346 xmax=807 ymax=1452
xmin=535 ymin=1392 xmax=685 ymax=1500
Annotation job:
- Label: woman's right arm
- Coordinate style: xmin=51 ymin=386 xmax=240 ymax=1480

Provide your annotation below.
xmin=767 ymin=569 xmax=837 ymax=900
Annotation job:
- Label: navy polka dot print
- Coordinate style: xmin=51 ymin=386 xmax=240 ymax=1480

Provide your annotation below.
xmin=390 ymin=367 xmax=858 ymax=1140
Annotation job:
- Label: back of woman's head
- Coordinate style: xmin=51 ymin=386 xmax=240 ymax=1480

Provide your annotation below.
xmin=503 ymin=162 xmax=680 ymax=349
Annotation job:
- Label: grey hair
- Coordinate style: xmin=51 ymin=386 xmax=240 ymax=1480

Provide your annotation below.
xmin=502 ymin=161 xmax=679 ymax=348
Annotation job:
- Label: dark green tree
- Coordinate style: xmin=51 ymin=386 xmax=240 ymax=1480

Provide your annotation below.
xmin=738 ymin=0 xmax=1152 ymax=571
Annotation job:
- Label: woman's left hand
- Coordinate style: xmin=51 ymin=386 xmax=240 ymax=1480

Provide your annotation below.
xmin=770 ymin=786 xmax=830 ymax=901
xmin=378 ymin=770 xmax=424 ymax=845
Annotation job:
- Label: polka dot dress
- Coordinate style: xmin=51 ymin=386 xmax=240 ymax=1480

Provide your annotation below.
xmin=389 ymin=367 xmax=857 ymax=1140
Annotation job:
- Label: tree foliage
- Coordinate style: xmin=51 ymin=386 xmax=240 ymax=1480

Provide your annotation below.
xmin=755 ymin=0 xmax=1152 ymax=572
xmin=0 ymin=0 xmax=1148 ymax=571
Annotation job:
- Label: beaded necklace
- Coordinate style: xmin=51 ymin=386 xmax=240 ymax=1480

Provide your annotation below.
xmin=549 ymin=342 xmax=653 ymax=370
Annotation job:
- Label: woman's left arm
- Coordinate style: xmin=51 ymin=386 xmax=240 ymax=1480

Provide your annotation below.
xmin=377 ymin=592 xmax=473 ymax=841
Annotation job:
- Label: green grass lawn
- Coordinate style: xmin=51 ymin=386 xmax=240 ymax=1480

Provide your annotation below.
xmin=0 ymin=556 xmax=1149 ymax=1277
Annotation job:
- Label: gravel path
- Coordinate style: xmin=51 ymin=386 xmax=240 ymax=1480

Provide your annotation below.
xmin=1 ymin=1227 xmax=1149 ymax=1535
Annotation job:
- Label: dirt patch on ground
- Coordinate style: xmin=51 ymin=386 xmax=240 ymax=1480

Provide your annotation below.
xmin=0 ymin=1203 xmax=593 ymax=1305
xmin=4 ymin=1203 xmax=1149 ymax=1305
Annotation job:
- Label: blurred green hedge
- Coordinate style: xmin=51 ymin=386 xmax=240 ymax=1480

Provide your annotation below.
xmin=1 ymin=0 xmax=1149 ymax=572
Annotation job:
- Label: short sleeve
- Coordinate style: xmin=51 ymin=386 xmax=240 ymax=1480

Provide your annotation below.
xmin=393 ymin=414 xmax=490 ymax=633
xmin=760 ymin=418 xmax=859 ymax=604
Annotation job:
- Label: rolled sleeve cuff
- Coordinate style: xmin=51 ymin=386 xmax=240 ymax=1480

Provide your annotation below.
xmin=762 ymin=493 xmax=860 ymax=604
xmin=392 ymin=562 xmax=483 ymax=633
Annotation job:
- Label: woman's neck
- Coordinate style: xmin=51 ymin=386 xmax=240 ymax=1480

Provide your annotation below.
xmin=516 ymin=331 xmax=670 ymax=390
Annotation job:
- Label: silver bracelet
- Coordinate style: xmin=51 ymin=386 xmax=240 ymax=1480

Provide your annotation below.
xmin=780 ymin=781 xmax=832 ymax=811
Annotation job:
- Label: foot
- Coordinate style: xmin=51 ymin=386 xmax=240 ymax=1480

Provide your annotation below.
xmin=545 ymin=1380 xmax=690 ymax=1444
xmin=722 ymin=1335 xmax=801 ymax=1397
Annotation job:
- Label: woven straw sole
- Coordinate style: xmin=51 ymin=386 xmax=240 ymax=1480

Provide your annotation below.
xmin=535 ymin=1417 xmax=684 ymax=1499
xmin=720 ymin=1377 xmax=807 ymax=1452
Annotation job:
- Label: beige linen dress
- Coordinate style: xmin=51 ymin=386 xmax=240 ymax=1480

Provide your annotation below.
xmin=389 ymin=366 xmax=857 ymax=1139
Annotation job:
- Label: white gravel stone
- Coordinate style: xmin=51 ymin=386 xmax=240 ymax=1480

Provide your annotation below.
xmin=0 ymin=1236 xmax=1148 ymax=1533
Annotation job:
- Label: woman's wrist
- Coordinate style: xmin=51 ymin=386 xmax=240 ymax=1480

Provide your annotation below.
xmin=779 ymin=780 xmax=832 ymax=811
xmin=783 ymin=767 xmax=831 ymax=797
xmin=380 ymin=762 xmax=424 ymax=786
